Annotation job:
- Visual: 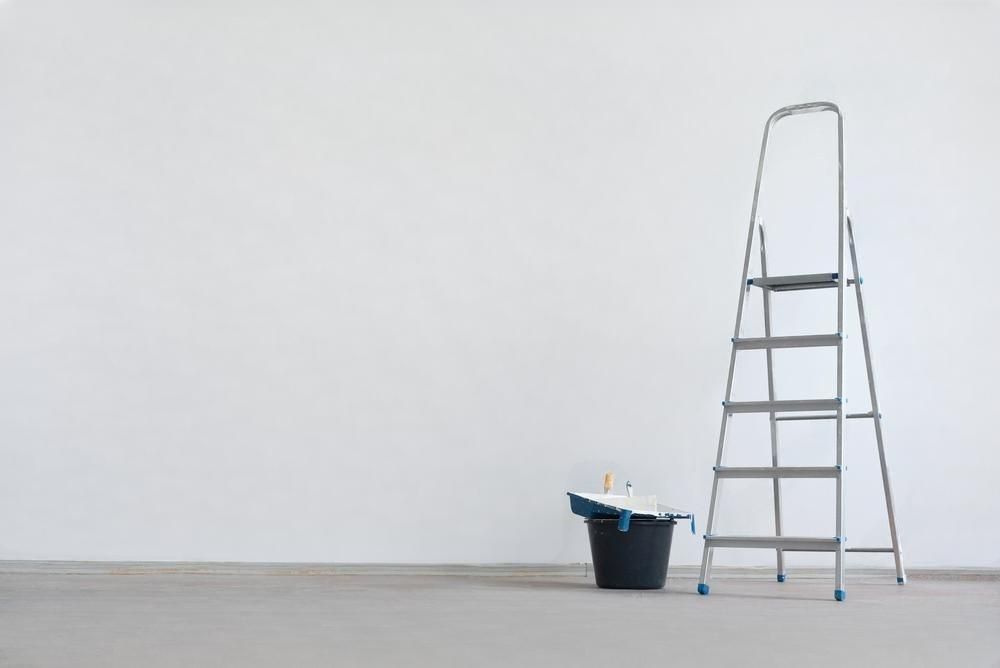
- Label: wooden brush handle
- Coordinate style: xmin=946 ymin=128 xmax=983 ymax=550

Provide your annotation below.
xmin=603 ymin=472 xmax=614 ymax=494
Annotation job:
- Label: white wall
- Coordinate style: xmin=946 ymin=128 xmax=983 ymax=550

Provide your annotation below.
xmin=1 ymin=0 xmax=998 ymax=567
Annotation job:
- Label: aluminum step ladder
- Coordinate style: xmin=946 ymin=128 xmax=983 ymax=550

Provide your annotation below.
xmin=696 ymin=102 xmax=905 ymax=602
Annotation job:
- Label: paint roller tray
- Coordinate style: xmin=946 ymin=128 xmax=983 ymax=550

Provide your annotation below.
xmin=567 ymin=493 xmax=694 ymax=532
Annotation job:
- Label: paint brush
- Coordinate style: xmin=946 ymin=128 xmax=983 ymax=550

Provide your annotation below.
xmin=603 ymin=472 xmax=614 ymax=495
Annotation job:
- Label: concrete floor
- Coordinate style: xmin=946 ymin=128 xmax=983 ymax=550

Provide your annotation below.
xmin=1 ymin=571 xmax=998 ymax=667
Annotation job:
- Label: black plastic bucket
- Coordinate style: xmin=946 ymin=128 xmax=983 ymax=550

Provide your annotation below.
xmin=585 ymin=518 xmax=675 ymax=589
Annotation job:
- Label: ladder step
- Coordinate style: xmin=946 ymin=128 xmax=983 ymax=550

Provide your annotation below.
xmin=704 ymin=535 xmax=841 ymax=551
xmin=845 ymin=547 xmax=895 ymax=553
xmin=748 ymin=273 xmax=839 ymax=292
xmin=724 ymin=399 xmax=841 ymax=414
xmin=733 ymin=334 xmax=842 ymax=350
xmin=714 ymin=466 xmax=840 ymax=479
xmin=775 ymin=411 xmax=874 ymax=421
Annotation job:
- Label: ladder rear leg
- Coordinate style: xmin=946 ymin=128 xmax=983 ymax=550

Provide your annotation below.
xmin=881 ymin=420 xmax=907 ymax=584
xmin=847 ymin=216 xmax=906 ymax=585
xmin=759 ymin=224 xmax=786 ymax=582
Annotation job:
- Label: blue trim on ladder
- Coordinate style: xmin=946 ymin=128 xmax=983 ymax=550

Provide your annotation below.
xmin=897 ymin=577 xmax=905 ymax=585
xmin=697 ymin=583 xmax=710 ymax=595
xmin=777 ymin=574 xmax=786 ymax=583
xmin=834 ymin=589 xmax=846 ymax=602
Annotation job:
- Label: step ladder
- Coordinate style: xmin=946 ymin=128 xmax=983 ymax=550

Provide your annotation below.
xmin=696 ymin=102 xmax=905 ymax=602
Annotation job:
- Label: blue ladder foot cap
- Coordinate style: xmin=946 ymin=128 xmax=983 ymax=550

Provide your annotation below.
xmin=777 ymin=574 xmax=786 ymax=583
xmin=897 ymin=577 xmax=905 ymax=585
xmin=697 ymin=583 xmax=710 ymax=596
xmin=834 ymin=589 xmax=846 ymax=602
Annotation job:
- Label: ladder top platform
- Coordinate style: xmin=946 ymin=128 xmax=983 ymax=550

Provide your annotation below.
xmin=748 ymin=272 xmax=843 ymax=292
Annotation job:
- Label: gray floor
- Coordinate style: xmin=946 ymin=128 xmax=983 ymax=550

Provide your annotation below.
xmin=1 ymin=571 xmax=998 ymax=667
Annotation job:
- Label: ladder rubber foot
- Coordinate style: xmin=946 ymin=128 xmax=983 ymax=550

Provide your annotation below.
xmin=834 ymin=589 xmax=846 ymax=602
xmin=697 ymin=583 xmax=710 ymax=596
xmin=897 ymin=577 xmax=905 ymax=585
xmin=777 ymin=574 xmax=786 ymax=583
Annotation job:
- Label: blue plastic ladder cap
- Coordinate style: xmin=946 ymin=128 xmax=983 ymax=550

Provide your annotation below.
xmin=697 ymin=583 xmax=710 ymax=596
xmin=897 ymin=577 xmax=905 ymax=585
xmin=834 ymin=589 xmax=846 ymax=602
xmin=777 ymin=574 xmax=786 ymax=583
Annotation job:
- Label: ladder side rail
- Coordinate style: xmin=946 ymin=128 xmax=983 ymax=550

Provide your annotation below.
xmin=834 ymin=109 xmax=847 ymax=601
xmin=759 ymin=223 xmax=786 ymax=581
xmin=847 ymin=216 xmax=906 ymax=584
xmin=698 ymin=215 xmax=758 ymax=593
